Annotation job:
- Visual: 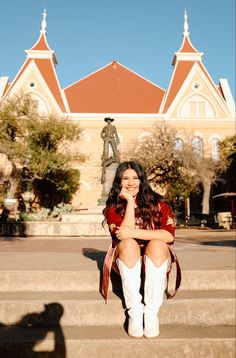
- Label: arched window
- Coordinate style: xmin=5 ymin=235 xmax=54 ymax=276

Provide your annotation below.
xmin=180 ymin=95 xmax=215 ymax=118
xmin=211 ymin=137 xmax=220 ymax=161
xmin=174 ymin=138 xmax=183 ymax=151
xmin=192 ymin=137 xmax=203 ymax=156
xmin=29 ymin=92 xmax=49 ymax=114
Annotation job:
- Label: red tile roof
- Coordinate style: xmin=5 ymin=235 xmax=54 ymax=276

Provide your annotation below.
xmin=64 ymin=62 xmax=165 ymax=113
xmin=30 ymin=33 xmax=51 ymax=51
xmin=34 ymin=59 xmax=67 ymax=112
xmin=4 ymin=57 xmax=66 ymax=113
xmin=3 ymin=30 xmax=66 ymax=112
xmin=162 ymin=61 xmax=194 ymax=113
xmin=179 ymin=35 xmax=198 ymax=53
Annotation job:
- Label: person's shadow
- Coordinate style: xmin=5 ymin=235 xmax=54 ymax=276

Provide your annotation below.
xmin=0 ymin=302 xmax=66 ymax=358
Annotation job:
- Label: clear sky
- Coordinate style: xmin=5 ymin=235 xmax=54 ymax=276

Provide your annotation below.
xmin=0 ymin=0 xmax=235 ymax=99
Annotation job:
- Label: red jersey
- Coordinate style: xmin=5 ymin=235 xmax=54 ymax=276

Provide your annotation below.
xmin=102 ymin=201 xmax=181 ymax=303
xmin=105 ymin=200 xmax=175 ymax=238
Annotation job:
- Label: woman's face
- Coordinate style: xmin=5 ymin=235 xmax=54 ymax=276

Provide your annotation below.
xmin=120 ymin=168 xmax=140 ymax=198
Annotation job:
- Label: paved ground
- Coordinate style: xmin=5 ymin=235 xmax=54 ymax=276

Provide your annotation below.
xmin=0 ymin=229 xmax=235 ymax=272
xmin=0 ymin=228 xmax=235 ymax=358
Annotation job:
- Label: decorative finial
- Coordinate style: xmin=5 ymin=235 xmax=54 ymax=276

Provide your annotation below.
xmin=183 ymin=10 xmax=189 ymax=36
xmin=40 ymin=8 xmax=47 ymax=34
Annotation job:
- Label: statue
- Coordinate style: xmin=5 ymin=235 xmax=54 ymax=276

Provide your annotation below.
xmin=101 ymin=117 xmax=120 ymax=184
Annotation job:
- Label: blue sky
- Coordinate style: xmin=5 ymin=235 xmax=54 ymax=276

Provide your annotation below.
xmin=0 ymin=0 xmax=235 ymax=98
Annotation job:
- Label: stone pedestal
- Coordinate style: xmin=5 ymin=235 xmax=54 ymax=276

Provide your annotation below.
xmin=98 ymin=163 xmax=118 ymax=205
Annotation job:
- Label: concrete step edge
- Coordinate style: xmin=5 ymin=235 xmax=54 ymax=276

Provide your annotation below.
xmin=0 ymin=325 xmax=235 ymax=340
xmin=0 ymin=325 xmax=235 ymax=358
xmin=0 ymin=297 xmax=235 ymax=327
xmin=0 ymin=270 xmax=235 ymax=292
xmin=0 ymin=289 xmax=235 ymax=300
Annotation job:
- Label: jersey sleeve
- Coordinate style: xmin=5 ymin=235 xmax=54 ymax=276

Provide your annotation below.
xmin=158 ymin=201 xmax=175 ymax=237
xmin=104 ymin=207 xmax=123 ymax=237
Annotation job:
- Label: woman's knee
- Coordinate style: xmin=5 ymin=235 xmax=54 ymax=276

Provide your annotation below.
xmin=145 ymin=240 xmax=169 ymax=266
xmin=117 ymin=238 xmax=140 ymax=255
xmin=116 ymin=239 xmax=141 ymax=266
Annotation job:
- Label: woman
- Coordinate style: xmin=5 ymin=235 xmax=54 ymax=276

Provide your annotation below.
xmin=102 ymin=161 xmax=181 ymax=338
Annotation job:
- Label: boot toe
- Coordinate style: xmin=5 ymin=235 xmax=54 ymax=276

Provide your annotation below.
xmin=128 ymin=312 xmax=144 ymax=338
xmin=144 ymin=314 xmax=159 ymax=338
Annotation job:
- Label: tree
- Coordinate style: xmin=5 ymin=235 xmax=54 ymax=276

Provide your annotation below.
xmin=188 ymin=155 xmax=227 ymax=215
xmin=219 ymin=135 xmax=236 ymax=191
xmin=125 ymin=122 xmax=228 ymax=215
xmin=125 ymin=123 xmax=198 ymax=200
xmin=220 ymin=135 xmax=236 ymax=159
xmin=0 ymin=94 xmax=85 ymax=210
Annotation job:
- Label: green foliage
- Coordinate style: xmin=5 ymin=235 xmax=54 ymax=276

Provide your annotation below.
xmin=219 ymin=135 xmax=236 ymax=188
xmin=50 ymin=203 xmax=75 ymax=221
xmin=19 ymin=203 xmax=75 ymax=222
xmin=19 ymin=208 xmax=50 ymax=222
xmin=0 ymin=186 xmax=6 ymax=208
xmin=0 ymin=94 xmax=85 ymax=209
xmin=125 ymin=123 xmax=199 ymax=199
xmin=219 ymin=135 xmax=236 ymax=160
xmin=125 ymin=122 xmax=229 ymax=211
xmin=0 ymin=94 xmax=35 ymax=163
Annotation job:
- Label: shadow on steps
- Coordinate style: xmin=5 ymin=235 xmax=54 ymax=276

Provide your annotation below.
xmin=0 ymin=302 xmax=66 ymax=358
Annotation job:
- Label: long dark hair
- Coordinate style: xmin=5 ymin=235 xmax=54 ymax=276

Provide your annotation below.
xmin=104 ymin=161 xmax=164 ymax=228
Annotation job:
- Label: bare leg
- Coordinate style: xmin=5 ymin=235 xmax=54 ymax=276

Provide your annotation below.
xmin=116 ymin=238 xmax=141 ymax=266
xmin=144 ymin=239 xmax=171 ymax=267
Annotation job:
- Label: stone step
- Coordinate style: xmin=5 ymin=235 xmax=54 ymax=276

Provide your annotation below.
xmin=0 ymin=325 xmax=235 ymax=358
xmin=0 ymin=290 xmax=235 ymax=327
xmin=0 ymin=269 xmax=235 ymax=292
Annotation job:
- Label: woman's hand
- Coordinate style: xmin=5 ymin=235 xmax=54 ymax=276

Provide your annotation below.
xmin=115 ymin=226 xmax=135 ymax=240
xmin=119 ymin=188 xmax=134 ymax=202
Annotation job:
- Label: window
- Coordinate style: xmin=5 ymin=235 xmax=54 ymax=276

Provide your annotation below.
xmin=29 ymin=93 xmax=48 ymax=114
xmin=211 ymin=138 xmax=220 ymax=161
xmin=192 ymin=82 xmax=201 ymax=90
xmin=192 ymin=137 xmax=203 ymax=157
xmin=27 ymin=80 xmax=37 ymax=89
xmin=180 ymin=95 xmax=215 ymax=118
xmin=174 ymin=138 xmax=183 ymax=151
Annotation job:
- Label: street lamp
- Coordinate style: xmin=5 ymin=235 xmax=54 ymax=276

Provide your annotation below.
xmin=21 ymin=166 xmax=34 ymax=213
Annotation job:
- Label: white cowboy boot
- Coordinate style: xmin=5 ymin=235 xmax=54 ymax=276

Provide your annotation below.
xmin=116 ymin=258 xmax=143 ymax=338
xmin=143 ymin=256 xmax=168 ymax=338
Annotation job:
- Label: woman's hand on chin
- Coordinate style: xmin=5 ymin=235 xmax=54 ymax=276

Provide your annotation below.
xmin=119 ymin=188 xmax=134 ymax=202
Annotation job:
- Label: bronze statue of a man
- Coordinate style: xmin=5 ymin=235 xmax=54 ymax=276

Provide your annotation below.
xmin=101 ymin=117 xmax=120 ymax=183
xmin=101 ymin=117 xmax=120 ymax=164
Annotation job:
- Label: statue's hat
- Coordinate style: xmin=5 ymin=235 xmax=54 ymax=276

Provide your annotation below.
xmin=104 ymin=117 xmax=114 ymax=122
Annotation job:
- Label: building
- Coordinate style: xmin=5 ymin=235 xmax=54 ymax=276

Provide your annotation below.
xmin=0 ymin=10 xmax=235 ymax=211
